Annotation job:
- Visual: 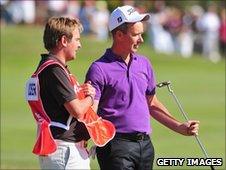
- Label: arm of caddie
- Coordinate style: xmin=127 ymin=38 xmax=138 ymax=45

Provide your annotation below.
xmin=81 ymin=81 xmax=99 ymax=113
xmin=64 ymin=82 xmax=96 ymax=120
xmin=64 ymin=97 xmax=94 ymax=120
xmin=146 ymin=94 xmax=199 ymax=136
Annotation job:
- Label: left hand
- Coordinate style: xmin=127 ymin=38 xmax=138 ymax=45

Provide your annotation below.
xmin=178 ymin=120 xmax=200 ymax=136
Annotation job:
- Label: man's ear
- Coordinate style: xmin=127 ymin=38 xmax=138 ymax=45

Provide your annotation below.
xmin=115 ymin=30 xmax=124 ymax=41
xmin=60 ymin=35 xmax=68 ymax=47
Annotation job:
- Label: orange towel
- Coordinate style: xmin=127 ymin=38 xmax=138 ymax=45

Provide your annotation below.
xmin=70 ymin=75 xmax=116 ymax=146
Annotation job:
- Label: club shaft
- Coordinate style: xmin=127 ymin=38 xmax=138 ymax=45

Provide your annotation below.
xmin=169 ymin=89 xmax=210 ymax=158
xmin=157 ymin=81 xmax=215 ymax=170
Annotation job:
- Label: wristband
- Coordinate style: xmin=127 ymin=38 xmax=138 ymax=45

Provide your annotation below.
xmin=88 ymin=95 xmax=94 ymax=106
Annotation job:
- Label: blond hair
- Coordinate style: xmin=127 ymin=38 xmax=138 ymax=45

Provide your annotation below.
xmin=43 ymin=17 xmax=83 ymax=51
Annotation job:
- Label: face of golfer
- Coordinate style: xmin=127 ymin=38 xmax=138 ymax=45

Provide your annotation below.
xmin=122 ymin=22 xmax=144 ymax=53
xmin=64 ymin=28 xmax=81 ymax=61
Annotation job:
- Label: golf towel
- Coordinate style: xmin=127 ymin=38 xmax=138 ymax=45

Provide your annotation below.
xmin=69 ymin=74 xmax=116 ymax=147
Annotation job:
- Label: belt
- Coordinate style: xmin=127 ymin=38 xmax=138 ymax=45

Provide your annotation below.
xmin=115 ymin=132 xmax=150 ymax=142
xmin=55 ymin=140 xmax=88 ymax=148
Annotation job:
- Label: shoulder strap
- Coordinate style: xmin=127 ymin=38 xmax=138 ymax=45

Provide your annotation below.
xmin=28 ymin=59 xmax=74 ymax=130
xmin=32 ymin=59 xmax=69 ymax=77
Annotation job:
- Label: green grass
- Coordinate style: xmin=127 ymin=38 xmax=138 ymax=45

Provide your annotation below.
xmin=1 ymin=25 xmax=225 ymax=170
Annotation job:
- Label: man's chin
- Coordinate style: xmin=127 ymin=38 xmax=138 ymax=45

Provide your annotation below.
xmin=67 ymin=56 xmax=75 ymax=62
xmin=132 ymin=48 xmax=138 ymax=53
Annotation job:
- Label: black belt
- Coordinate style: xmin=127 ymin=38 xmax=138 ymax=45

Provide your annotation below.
xmin=115 ymin=132 xmax=150 ymax=142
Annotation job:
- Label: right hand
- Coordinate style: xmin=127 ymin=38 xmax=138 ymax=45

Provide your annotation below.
xmin=178 ymin=120 xmax=200 ymax=136
xmin=80 ymin=81 xmax=96 ymax=99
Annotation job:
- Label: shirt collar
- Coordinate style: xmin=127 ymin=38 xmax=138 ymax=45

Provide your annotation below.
xmin=105 ymin=48 xmax=137 ymax=62
xmin=41 ymin=53 xmax=68 ymax=68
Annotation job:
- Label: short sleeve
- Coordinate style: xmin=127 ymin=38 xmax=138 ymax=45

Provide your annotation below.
xmin=145 ymin=59 xmax=156 ymax=96
xmin=39 ymin=65 xmax=76 ymax=105
xmin=85 ymin=63 xmax=104 ymax=100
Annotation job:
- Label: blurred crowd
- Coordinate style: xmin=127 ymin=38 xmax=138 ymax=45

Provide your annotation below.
xmin=148 ymin=0 xmax=225 ymax=63
xmin=1 ymin=0 xmax=225 ymax=62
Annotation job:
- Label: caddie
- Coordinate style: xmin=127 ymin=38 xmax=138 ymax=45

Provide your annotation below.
xmin=25 ymin=16 xmax=101 ymax=170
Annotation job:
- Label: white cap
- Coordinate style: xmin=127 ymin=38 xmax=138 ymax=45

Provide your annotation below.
xmin=108 ymin=5 xmax=150 ymax=31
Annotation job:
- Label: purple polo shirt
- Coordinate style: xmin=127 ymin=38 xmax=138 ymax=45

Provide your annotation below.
xmin=86 ymin=49 xmax=156 ymax=134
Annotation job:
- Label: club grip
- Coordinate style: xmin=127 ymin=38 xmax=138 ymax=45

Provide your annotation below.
xmin=157 ymin=81 xmax=171 ymax=88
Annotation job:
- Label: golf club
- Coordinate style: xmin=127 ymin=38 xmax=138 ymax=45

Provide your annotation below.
xmin=157 ymin=81 xmax=215 ymax=170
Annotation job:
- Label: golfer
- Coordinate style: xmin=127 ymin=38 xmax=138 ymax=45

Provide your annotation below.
xmin=26 ymin=17 xmax=95 ymax=169
xmin=85 ymin=5 xmax=200 ymax=170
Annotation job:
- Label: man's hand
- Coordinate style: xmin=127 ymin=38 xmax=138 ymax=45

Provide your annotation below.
xmin=178 ymin=120 xmax=200 ymax=136
xmin=81 ymin=81 xmax=96 ymax=99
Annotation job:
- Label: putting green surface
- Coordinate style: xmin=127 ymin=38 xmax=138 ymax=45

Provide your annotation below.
xmin=1 ymin=25 xmax=225 ymax=169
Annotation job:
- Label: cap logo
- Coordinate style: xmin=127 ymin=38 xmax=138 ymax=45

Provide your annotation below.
xmin=127 ymin=8 xmax=136 ymax=15
xmin=117 ymin=17 xmax=122 ymax=23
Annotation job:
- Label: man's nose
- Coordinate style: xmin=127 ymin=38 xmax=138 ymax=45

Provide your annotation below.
xmin=139 ymin=35 xmax=144 ymax=43
xmin=78 ymin=42 xmax=82 ymax=49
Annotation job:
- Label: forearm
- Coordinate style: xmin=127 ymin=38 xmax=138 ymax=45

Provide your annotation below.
xmin=147 ymin=95 xmax=199 ymax=136
xmin=64 ymin=96 xmax=93 ymax=120
xmin=150 ymin=105 xmax=182 ymax=133
xmin=65 ymin=81 xmax=96 ymax=119
xmin=147 ymin=95 xmax=183 ymax=134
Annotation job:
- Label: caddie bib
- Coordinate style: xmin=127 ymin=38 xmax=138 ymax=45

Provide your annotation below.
xmin=25 ymin=59 xmax=115 ymax=156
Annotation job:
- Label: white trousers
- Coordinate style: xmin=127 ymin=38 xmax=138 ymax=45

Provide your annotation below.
xmin=39 ymin=140 xmax=90 ymax=170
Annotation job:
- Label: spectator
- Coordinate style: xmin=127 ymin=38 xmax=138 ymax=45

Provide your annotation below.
xmin=178 ymin=10 xmax=194 ymax=58
xmin=219 ymin=8 xmax=226 ymax=57
xmin=148 ymin=1 xmax=175 ymax=54
xmin=47 ymin=0 xmax=67 ymax=17
xmin=67 ymin=0 xmax=81 ymax=18
xmin=164 ymin=7 xmax=183 ymax=53
xmin=0 ymin=0 xmax=13 ymax=24
xmin=190 ymin=5 xmax=204 ymax=54
xmin=198 ymin=3 xmax=221 ymax=62
xmin=79 ymin=0 xmax=96 ymax=35
xmin=91 ymin=1 xmax=109 ymax=41
xmin=4 ymin=0 xmax=35 ymax=24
